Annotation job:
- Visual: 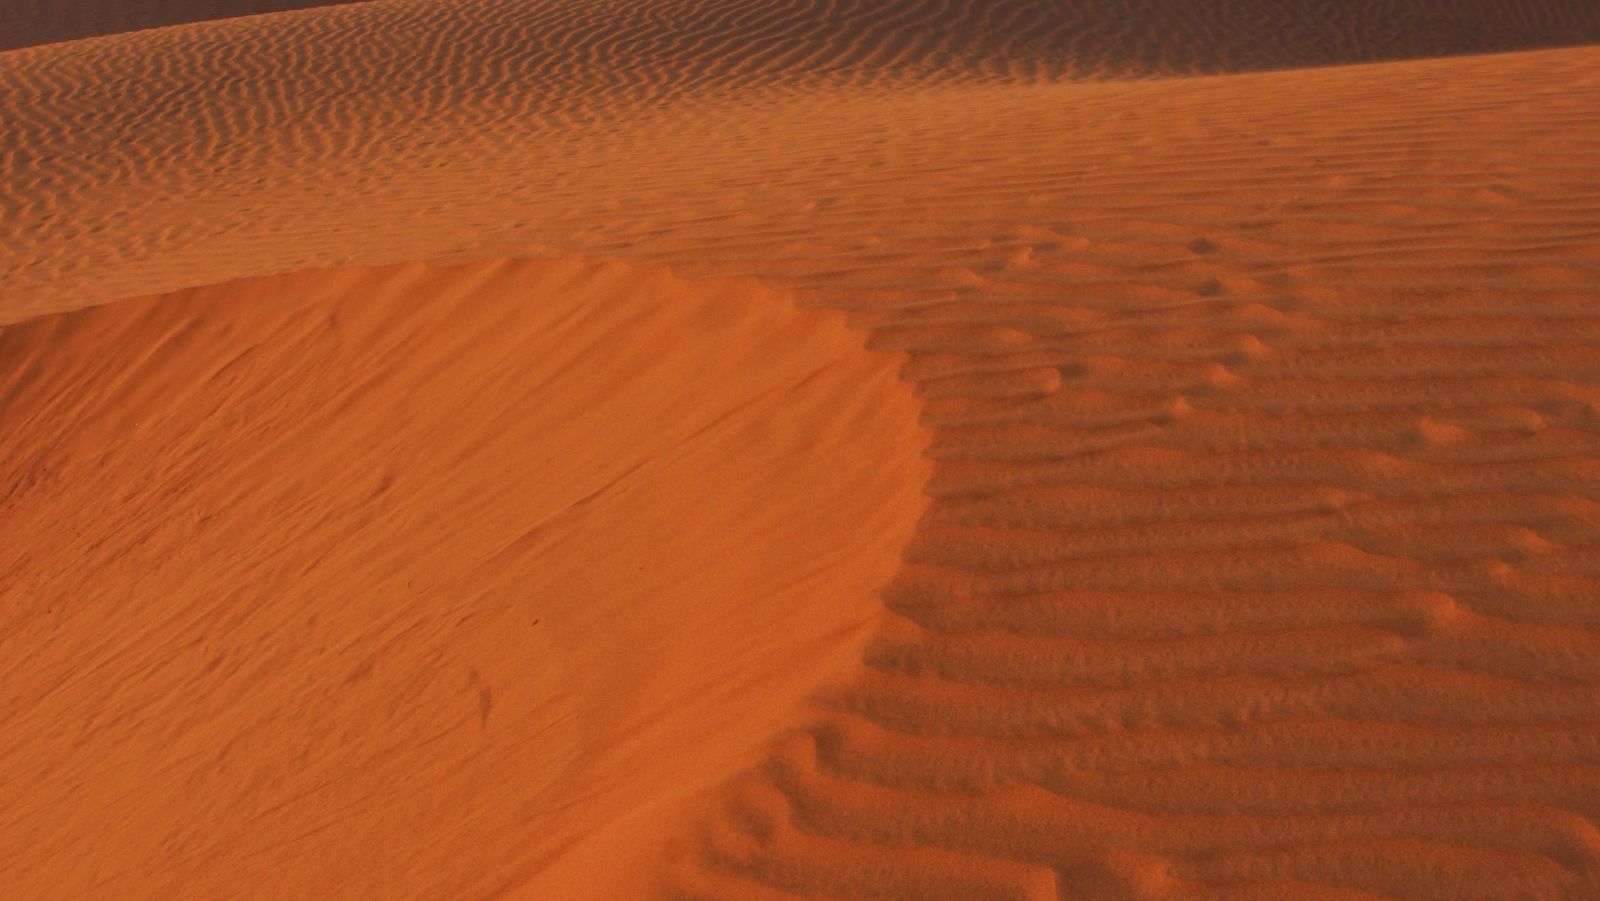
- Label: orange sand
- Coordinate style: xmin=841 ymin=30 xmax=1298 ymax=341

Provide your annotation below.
xmin=3 ymin=2 xmax=1600 ymax=899
xmin=1 ymin=259 xmax=927 ymax=898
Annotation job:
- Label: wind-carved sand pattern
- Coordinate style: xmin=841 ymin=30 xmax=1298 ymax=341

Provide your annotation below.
xmin=3 ymin=1 xmax=1600 ymax=900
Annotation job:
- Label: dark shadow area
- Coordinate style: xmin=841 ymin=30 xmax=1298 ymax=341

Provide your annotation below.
xmin=2 ymin=0 xmax=376 ymax=51
xmin=6 ymin=1 xmax=1600 ymax=74
xmin=1022 ymin=0 xmax=1600 ymax=75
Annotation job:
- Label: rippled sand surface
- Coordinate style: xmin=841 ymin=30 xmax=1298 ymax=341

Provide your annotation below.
xmin=4 ymin=2 xmax=1600 ymax=898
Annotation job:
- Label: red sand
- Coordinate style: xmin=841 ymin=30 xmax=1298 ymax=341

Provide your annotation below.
xmin=3 ymin=2 xmax=1600 ymax=898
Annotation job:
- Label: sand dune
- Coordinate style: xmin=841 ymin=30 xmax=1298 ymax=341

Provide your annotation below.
xmin=5 ymin=1 xmax=1600 ymax=322
xmin=0 ymin=0 xmax=377 ymax=51
xmin=8 ymin=0 xmax=1600 ymax=67
xmin=3 ymin=0 xmax=1600 ymax=898
xmin=0 ymin=258 xmax=926 ymax=898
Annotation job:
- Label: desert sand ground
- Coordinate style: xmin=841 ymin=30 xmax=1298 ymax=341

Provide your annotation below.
xmin=3 ymin=2 xmax=1600 ymax=899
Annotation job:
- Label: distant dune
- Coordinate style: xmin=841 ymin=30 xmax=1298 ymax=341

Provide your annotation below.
xmin=3 ymin=1 xmax=1599 ymax=899
xmin=0 ymin=0 xmax=375 ymax=50
xmin=7 ymin=0 xmax=1600 ymax=67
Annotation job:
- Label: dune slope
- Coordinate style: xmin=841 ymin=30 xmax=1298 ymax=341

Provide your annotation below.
xmin=0 ymin=258 xmax=927 ymax=899
xmin=6 ymin=0 xmax=1600 ymax=65
xmin=3 ymin=1 xmax=1600 ymax=899
xmin=0 ymin=0 xmax=375 ymax=51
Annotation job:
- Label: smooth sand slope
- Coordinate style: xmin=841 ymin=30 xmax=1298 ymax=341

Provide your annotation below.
xmin=3 ymin=1 xmax=1600 ymax=899
xmin=1 ymin=259 xmax=926 ymax=898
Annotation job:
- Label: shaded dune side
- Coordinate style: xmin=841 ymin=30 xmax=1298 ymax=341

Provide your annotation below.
xmin=5 ymin=0 xmax=1600 ymax=68
xmin=0 ymin=0 xmax=374 ymax=51
xmin=0 ymin=258 xmax=928 ymax=900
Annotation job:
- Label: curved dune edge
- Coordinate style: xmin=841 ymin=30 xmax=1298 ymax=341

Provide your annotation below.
xmin=0 ymin=256 xmax=930 ymax=899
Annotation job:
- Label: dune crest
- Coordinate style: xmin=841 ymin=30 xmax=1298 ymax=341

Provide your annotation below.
xmin=0 ymin=258 xmax=928 ymax=899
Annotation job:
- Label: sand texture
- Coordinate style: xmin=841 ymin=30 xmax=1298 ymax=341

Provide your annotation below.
xmin=3 ymin=1 xmax=1600 ymax=899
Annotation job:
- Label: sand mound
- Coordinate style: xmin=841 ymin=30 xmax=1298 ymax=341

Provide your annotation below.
xmin=5 ymin=0 xmax=1600 ymax=898
xmin=0 ymin=257 xmax=927 ymax=898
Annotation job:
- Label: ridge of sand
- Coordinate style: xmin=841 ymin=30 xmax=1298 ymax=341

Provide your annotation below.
xmin=0 ymin=257 xmax=928 ymax=899
xmin=3 ymin=2 xmax=1600 ymax=899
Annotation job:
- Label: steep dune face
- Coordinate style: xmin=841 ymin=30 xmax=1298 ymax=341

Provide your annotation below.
xmin=0 ymin=259 xmax=927 ymax=899
xmin=4 ymin=1 xmax=1600 ymax=899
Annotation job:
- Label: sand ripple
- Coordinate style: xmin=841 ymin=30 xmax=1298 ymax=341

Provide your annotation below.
xmin=3 ymin=1 xmax=1600 ymax=898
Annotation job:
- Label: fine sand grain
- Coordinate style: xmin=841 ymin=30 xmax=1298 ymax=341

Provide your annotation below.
xmin=3 ymin=1 xmax=1599 ymax=899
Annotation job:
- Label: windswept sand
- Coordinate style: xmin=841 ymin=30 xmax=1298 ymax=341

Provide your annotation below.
xmin=3 ymin=1 xmax=1600 ymax=899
